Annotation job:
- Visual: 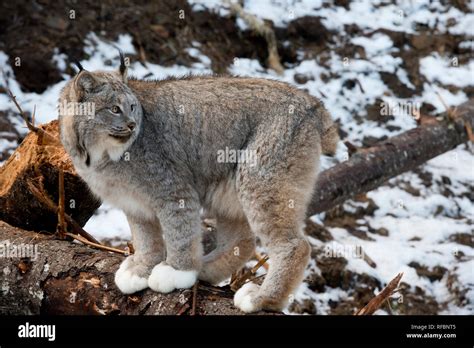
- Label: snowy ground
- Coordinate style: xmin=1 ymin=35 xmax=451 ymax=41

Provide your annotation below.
xmin=0 ymin=0 xmax=472 ymax=314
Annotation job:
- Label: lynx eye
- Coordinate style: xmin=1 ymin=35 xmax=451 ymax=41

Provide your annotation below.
xmin=111 ymin=105 xmax=121 ymax=114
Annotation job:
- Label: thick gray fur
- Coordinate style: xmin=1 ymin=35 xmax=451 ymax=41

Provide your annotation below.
xmin=58 ymin=64 xmax=339 ymax=313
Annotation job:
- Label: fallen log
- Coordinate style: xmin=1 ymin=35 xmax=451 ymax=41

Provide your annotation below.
xmin=0 ymin=120 xmax=101 ymax=233
xmin=0 ymin=220 xmax=273 ymax=315
xmin=308 ymin=100 xmax=474 ymax=215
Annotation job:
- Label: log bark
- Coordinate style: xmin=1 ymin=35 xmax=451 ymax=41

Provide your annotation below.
xmin=0 ymin=120 xmax=101 ymax=233
xmin=308 ymin=100 xmax=474 ymax=215
xmin=0 ymin=220 xmax=273 ymax=315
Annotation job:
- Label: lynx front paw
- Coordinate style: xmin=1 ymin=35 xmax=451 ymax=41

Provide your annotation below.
xmin=148 ymin=263 xmax=197 ymax=293
xmin=234 ymin=282 xmax=262 ymax=313
xmin=115 ymin=256 xmax=150 ymax=294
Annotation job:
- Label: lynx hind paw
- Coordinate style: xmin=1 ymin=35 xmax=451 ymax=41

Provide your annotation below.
xmin=115 ymin=257 xmax=149 ymax=294
xmin=148 ymin=263 xmax=197 ymax=293
xmin=234 ymin=282 xmax=261 ymax=313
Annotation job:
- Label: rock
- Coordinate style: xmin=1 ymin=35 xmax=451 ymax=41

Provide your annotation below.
xmin=294 ymin=73 xmax=314 ymax=84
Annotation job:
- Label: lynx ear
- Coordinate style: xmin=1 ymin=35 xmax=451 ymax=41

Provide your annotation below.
xmin=118 ymin=48 xmax=128 ymax=84
xmin=74 ymin=71 xmax=100 ymax=98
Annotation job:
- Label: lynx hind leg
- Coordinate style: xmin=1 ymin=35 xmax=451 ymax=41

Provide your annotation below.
xmin=234 ymin=141 xmax=319 ymax=312
xmin=234 ymin=199 xmax=311 ymax=312
xmin=115 ymin=216 xmax=165 ymax=294
xmin=199 ymin=215 xmax=255 ymax=285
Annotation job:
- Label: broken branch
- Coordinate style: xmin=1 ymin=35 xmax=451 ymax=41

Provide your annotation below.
xmin=65 ymin=232 xmax=129 ymax=255
xmin=225 ymin=0 xmax=284 ymax=74
xmin=230 ymin=254 xmax=269 ymax=291
xmin=355 ymin=272 xmax=404 ymax=315
xmin=27 ymin=179 xmax=100 ymax=244
xmin=5 ymin=87 xmax=60 ymax=146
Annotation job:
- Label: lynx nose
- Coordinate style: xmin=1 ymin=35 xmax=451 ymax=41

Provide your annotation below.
xmin=127 ymin=121 xmax=136 ymax=131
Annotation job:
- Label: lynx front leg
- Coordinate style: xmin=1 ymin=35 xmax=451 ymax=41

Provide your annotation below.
xmin=115 ymin=215 xmax=165 ymax=294
xmin=148 ymin=196 xmax=203 ymax=293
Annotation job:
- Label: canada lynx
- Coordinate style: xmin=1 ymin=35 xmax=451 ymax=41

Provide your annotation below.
xmin=58 ymin=56 xmax=339 ymax=313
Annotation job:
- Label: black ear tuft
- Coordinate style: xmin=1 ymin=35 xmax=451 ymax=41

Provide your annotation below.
xmin=115 ymin=47 xmax=128 ymax=83
xmin=73 ymin=61 xmax=84 ymax=73
xmin=118 ymin=48 xmax=126 ymax=76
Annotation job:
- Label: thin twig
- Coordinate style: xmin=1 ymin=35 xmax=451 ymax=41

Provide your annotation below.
xmin=65 ymin=232 xmax=129 ymax=255
xmin=355 ymin=272 xmax=403 ymax=315
xmin=255 ymin=252 xmax=270 ymax=271
xmin=27 ymin=179 xmax=101 ymax=244
xmin=248 ymin=273 xmax=266 ymax=283
xmin=250 ymin=256 xmax=269 ymax=274
xmin=359 ymin=246 xmax=377 ymax=268
xmin=230 ymin=255 xmax=269 ymax=292
xmin=5 ymin=88 xmax=38 ymax=132
xmin=197 ymin=283 xmax=228 ymax=295
xmin=32 ymin=105 xmax=36 ymax=128
xmin=437 ymin=92 xmax=460 ymax=122
xmin=190 ymin=281 xmax=199 ymax=316
xmin=437 ymin=92 xmax=474 ymax=142
xmin=385 ymin=298 xmax=394 ymax=314
xmin=355 ymin=79 xmax=365 ymax=93
xmin=4 ymin=86 xmax=61 ymax=146
xmin=56 ymin=168 xmax=67 ymax=239
xmin=176 ymin=302 xmax=190 ymax=316
xmin=127 ymin=241 xmax=135 ymax=254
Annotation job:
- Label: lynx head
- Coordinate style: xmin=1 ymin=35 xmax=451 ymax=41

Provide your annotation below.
xmin=59 ymin=52 xmax=142 ymax=166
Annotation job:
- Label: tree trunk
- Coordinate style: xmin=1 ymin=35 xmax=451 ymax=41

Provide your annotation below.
xmin=308 ymin=100 xmax=473 ymax=215
xmin=0 ymin=120 xmax=101 ymax=233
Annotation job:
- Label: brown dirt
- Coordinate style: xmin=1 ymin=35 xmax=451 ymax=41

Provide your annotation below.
xmin=0 ymin=0 xmax=308 ymax=94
